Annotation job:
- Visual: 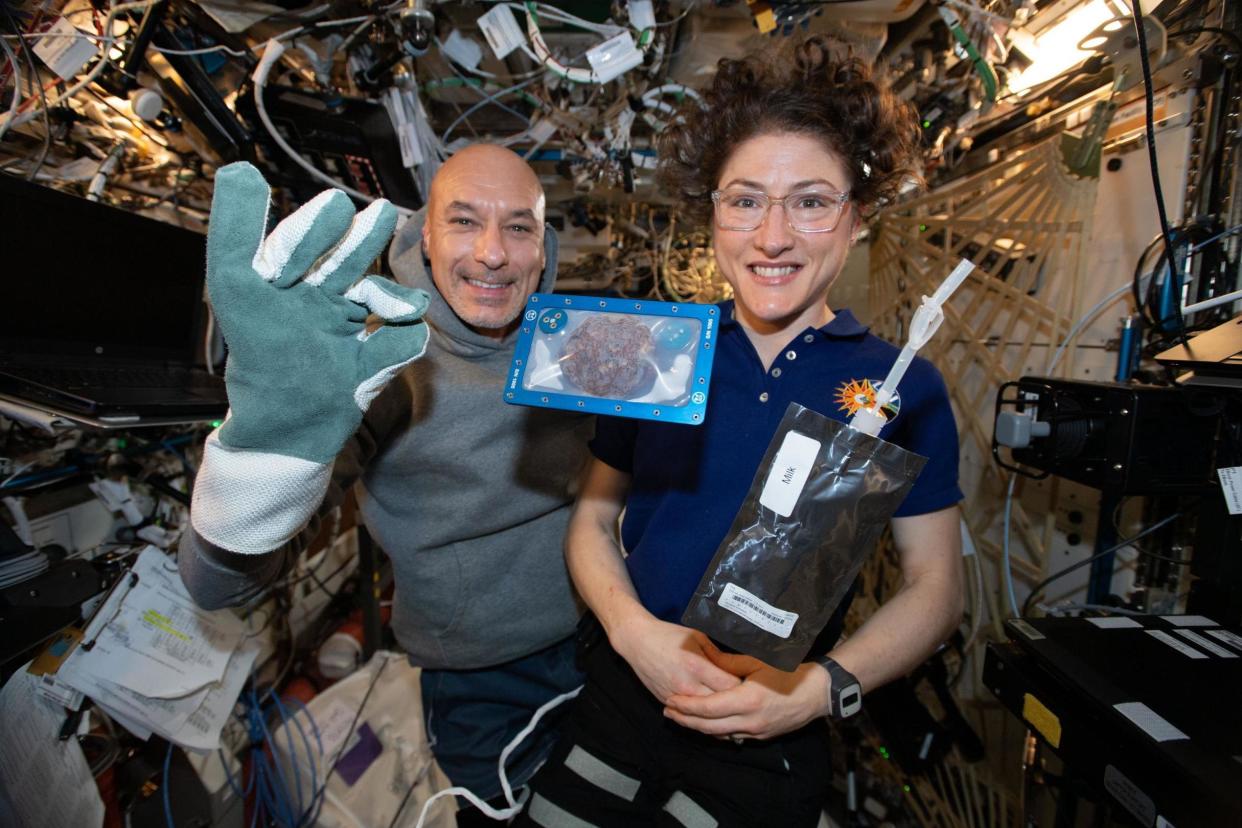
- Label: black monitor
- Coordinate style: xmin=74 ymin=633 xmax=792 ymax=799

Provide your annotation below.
xmin=0 ymin=174 xmax=208 ymax=363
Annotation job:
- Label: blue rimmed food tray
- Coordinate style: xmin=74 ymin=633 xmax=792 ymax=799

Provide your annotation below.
xmin=503 ymin=294 xmax=718 ymax=425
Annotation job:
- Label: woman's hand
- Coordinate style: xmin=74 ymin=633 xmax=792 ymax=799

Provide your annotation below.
xmin=611 ymin=615 xmax=742 ymax=703
xmin=661 ymin=652 xmax=830 ymax=741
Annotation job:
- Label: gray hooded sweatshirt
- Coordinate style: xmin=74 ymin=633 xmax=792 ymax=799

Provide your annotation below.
xmin=179 ymin=211 xmax=591 ymax=669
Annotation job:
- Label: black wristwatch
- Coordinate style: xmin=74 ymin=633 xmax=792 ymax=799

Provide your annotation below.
xmin=814 ymin=656 xmax=862 ymax=721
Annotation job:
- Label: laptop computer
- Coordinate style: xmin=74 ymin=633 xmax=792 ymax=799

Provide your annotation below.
xmin=1155 ymin=313 xmax=1242 ymax=388
xmin=0 ymin=174 xmax=228 ymax=422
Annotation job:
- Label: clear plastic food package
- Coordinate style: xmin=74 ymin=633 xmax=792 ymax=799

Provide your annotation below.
xmin=504 ymin=294 xmax=719 ymax=425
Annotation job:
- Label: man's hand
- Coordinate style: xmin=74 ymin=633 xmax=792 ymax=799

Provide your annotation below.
xmin=193 ymin=163 xmax=431 ymax=554
xmin=662 ymin=652 xmax=831 ymax=741
xmin=611 ymin=615 xmax=742 ymax=703
xmin=208 ymin=161 xmax=430 ymax=464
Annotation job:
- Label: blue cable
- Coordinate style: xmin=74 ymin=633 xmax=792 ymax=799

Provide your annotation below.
xmin=269 ymin=691 xmax=311 ymax=824
xmin=252 ymin=685 xmax=298 ymax=824
xmin=271 ymin=692 xmax=320 ymax=828
xmin=224 ymin=671 xmax=319 ymax=828
xmin=163 ymin=742 xmax=176 ymax=828
xmin=286 ymin=700 xmax=324 ymax=828
xmin=241 ymin=683 xmax=296 ymax=828
xmin=0 ymin=465 xmax=80 ymax=491
xmin=1001 ymin=476 xmax=1021 ymax=617
xmin=254 ymin=748 xmax=285 ymax=827
xmin=251 ymin=688 xmax=297 ymax=828
xmin=253 ymin=756 xmax=275 ymax=827
xmin=218 ymin=746 xmax=256 ymax=801
xmin=1190 ymin=223 xmax=1242 ymax=253
xmin=288 ymin=698 xmax=324 ymax=757
xmin=162 ymin=441 xmax=198 ymax=474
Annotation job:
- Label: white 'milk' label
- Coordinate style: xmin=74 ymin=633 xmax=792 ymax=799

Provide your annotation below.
xmin=759 ymin=431 xmax=821 ymax=517
xmin=718 ymin=583 xmax=798 ymax=639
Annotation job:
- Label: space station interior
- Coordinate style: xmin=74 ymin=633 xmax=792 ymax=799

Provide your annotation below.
xmin=0 ymin=0 xmax=1240 ymax=826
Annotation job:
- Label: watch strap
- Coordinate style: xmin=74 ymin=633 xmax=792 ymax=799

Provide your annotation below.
xmin=815 ymin=656 xmax=863 ymax=720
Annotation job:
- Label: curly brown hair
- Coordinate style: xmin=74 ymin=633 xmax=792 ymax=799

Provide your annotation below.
xmin=656 ymin=35 xmax=923 ymax=226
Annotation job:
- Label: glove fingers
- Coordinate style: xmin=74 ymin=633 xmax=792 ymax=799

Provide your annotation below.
xmin=254 ymin=189 xmax=356 ymax=287
xmin=354 ymin=323 xmax=431 ymax=411
xmin=308 ymin=200 xmax=398 ymax=294
xmin=207 ymin=162 xmax=272 ymax=281
xmin=342 ymin=274 xmax=430 ymax=323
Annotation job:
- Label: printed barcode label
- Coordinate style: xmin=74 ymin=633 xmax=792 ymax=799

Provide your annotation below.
xmin=1162 ymin=615 xmax=1217 ymax=627
xmin=33 ymin=18 xmax=97 ymax=80
xmin=718 ymin=583 xmax=798 ymax=639
xmin=1206 ymin=629 xmax=1242 ymax=651
xmin=1010 ymin=619 xmax=1045 ymax=640
xmin=1087 ymin=617 xmax=1142 ymax=629
xmin=1174 ymin=629 xmax=1236 ymax=658
xmin=1146 ymin=629 xmax=1207 ymax=659
xmin=759 ymin=431 xmax=821 ymax=518
xmin=1218 ymin=466 xmax=1242 ymax=515
xmin=396 ymin=125 xmax=421 ymax=168
xmin=1114 ymin=701 xmax=1188 ymax=742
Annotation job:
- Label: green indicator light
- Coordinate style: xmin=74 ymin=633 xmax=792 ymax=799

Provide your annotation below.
xmin=903 ymin=785 xmax=911 ymax=793
xmin=921 ymin=119 xmax=931 ymax=128
xmin=210 ymin=419 xmax=224 ymax=428
xmin=918 ymin=223 xmax=927 ymax=232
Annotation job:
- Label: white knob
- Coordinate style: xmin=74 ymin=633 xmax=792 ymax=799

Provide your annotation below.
xmin=128 ymin=88 xmax=163 ymax=122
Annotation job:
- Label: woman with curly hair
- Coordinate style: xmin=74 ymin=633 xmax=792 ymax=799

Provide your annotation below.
xmin=517 ymin=36 xmax=964 ymax=827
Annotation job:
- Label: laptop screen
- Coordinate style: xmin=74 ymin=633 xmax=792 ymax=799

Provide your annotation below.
xmin=0 ymin=174 xmax=209 ymax=363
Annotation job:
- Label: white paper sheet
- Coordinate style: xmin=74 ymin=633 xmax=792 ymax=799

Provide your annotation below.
xmin=72 ymin=547 xmax=244 ymax=699
xmin=171 ymin=641 xmax=261 ymax=752
xmin=0 ymin=667 xmax=105 ymax=828
xmin=55 ymin=548 xmax=260 ymax=751
xmin=60 ymin=636 xmax=260 ymax=752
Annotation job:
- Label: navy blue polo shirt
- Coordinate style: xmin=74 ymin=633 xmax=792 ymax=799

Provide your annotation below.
xmin=590 ymin=301 xmax=963 ymax=634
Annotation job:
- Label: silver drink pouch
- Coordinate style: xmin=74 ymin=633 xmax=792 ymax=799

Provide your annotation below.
xmin=681 ymin=402 xmax=926 ymax=671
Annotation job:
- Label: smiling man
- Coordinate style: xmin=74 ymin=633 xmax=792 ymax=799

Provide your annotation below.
xmin=420 ymin=145 xmax=547 ymax=336
xmin=180 ymin=145 xmax=591 ymax=825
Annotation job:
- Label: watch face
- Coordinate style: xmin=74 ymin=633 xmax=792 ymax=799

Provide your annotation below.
xmin=837 ymin=683 xmax=862 ymax=718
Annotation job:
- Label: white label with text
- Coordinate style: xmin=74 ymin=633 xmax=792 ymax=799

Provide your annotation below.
xmin=1218 ymin=466 xmax=1242 ymax=515
xmin=759 ymin=431 xmax=820 ymax=517
xmin=719 ymin=583 xmax=798 ymax=639
xmin=1174 ymin=629 xmax=1236 ymax=658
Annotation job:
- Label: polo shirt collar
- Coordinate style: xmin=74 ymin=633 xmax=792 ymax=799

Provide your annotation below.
xmin=718 ymin=300 xmax=870 ymax=339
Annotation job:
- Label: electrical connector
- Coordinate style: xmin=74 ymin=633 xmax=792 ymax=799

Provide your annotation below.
xmin=585 ymin=31 xmax=644 ymax=84
xmin=478 ymin=4 xmax=526 ymax=60
xmin=441 ymin=29 xmax=483 ymax=70
xmin=628 ymin=0 xmax=656 ymax=32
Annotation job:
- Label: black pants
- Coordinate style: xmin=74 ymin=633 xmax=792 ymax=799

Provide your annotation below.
xmin=514 ymin=622 xmax=831 ymax=827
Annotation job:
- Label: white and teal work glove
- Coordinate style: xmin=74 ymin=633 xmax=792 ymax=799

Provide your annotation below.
xmin=192 ymin=162 xmax=430 ymax=554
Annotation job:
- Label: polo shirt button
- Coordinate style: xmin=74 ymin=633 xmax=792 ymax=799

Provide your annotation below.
xmin=759 ymin=392 xmax=769 ymax=403
xmin=803 ymin=334 xmax=814 ymax=343
xmin=785 ymin=350 xmax=797 ymax=361
xmin=771 ymin=367 xmax=782 ymax=378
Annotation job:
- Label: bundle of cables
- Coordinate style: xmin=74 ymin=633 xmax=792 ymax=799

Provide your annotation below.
xmin=190 ymin=680 xmax=325 ymax=828
xmin=1130 ymin=219 xmax=1241 ymax=360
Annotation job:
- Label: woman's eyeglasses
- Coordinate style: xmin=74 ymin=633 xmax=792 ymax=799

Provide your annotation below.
xmin=710 ymin=188 xmax=851 ymax=233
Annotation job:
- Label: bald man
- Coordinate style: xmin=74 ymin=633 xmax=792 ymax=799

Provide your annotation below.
xmin=180 ymin=146 xmax=591 ymax=815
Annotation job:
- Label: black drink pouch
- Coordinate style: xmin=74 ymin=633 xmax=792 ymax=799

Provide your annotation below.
xmin=681 ymin=402 xmax=927 ymax=671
